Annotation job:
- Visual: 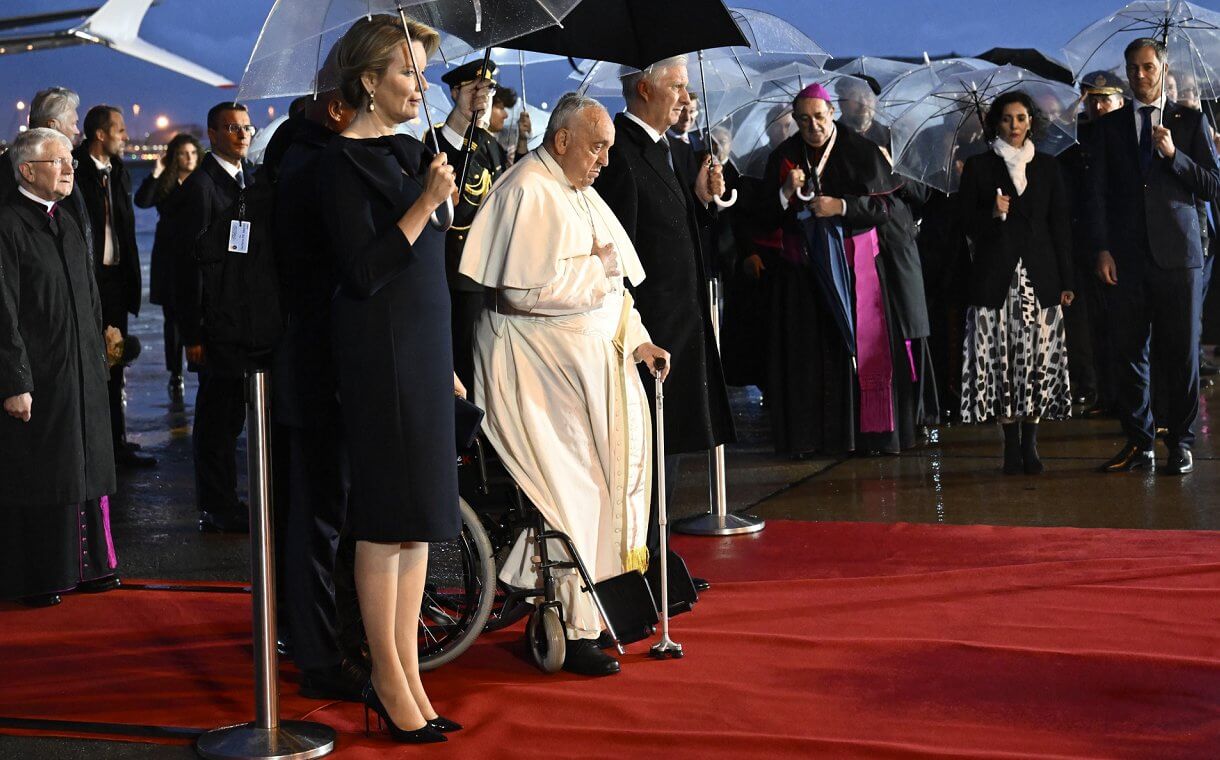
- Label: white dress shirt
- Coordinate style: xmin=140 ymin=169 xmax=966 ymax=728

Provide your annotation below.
xmin=17 ymin=185 xmax=55 ymax=215
xmin=89 ymin=154 xmax=118 ymax=266
xmin=1133 ymin=94 xmax=1167 ymax=142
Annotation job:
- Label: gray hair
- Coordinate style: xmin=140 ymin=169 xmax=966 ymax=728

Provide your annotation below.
xmin=622 ymin=55 xmax=689 ymax=104
xmin=11 ymin=127 xmax=72 ymax=182
xmin=543 ymin=92 xmax=606 ymax=144
xmin=29 ymin=86 xmax=79 ymax=130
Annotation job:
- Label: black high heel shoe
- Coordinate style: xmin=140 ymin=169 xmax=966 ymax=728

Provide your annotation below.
xmin=362 ymin=683 xmax=447 ymax=743
xmin=427 ymin=715 xmax=463 ymax=733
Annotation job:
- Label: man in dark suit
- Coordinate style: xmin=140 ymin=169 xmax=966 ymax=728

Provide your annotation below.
xmin=176 ymin=102 xmax=257 ymax=531
xmin=267 ymin=90 xmax=368 ymax=701
xmin=595 ymin=56 xmax=735 ymax=589
xmin=1087 ymin=38 xmax=1220 ymax=475
xmin=74 ymin=105 xmax=154 ymax=469
xmin=436 ymin=60 xmax=504 ymax=389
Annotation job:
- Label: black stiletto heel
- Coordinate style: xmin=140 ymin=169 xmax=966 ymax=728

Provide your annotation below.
xmin=427 ymin=715 xmax=463 ymax=733
xmin=362 ymin=683 xmax=447 ymax=743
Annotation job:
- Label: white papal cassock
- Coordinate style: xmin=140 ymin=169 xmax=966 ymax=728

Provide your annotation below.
xmin=459 ymin=147 xmax=652 ymax=640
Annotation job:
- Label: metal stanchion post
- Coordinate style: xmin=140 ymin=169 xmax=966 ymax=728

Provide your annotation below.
xmin=196 ymin=370 xmax=335 ymax=760
xmin=674 ymin=278 xmax=765 ymax=537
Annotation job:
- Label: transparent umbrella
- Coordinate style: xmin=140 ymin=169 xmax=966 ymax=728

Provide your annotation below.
xmin=451 ymin=46 xmax=567 ymax=107
xmin=717 ymin=65 xmax=875 ymax=177
xmin=1062 ymin=1 xmax=1220 ymax=120
xmin=239 ymin=0 xmax=580 ymax=228
xmin=876 ymin=55 xmax=991 ymax=126
xmin=833 ymin=56 xmax=919 ymax=92
xmin=889 ymin=64 xmax=1082 ymax=194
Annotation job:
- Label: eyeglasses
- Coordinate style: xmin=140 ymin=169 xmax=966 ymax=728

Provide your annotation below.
xmin=25 ymin=157 xmax=77 ymax=170
xmin=221 ymin=124 xmax=258 ymax=136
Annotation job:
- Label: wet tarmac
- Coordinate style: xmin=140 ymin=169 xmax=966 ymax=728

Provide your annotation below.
xmin=3 ymin=186 xmax=1217 ymax=758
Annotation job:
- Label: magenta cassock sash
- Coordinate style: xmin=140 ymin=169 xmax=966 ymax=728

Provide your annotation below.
xmin=845 ymin=229 xmax=894 ymax=434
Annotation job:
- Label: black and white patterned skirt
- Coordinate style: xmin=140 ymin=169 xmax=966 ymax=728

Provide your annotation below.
xmin=960 ymin=260 xmax=1071 ymax=423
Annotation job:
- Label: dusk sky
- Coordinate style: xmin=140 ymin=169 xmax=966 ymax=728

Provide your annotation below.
xmin=1 ymin=0 xmax=1216 ymax=140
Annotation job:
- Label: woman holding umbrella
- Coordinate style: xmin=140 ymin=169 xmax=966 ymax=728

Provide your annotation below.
xmin=318 ymin=14 xmax=460 ymax=743
xmin=957 ymin=90 xmax=1074 ymax=475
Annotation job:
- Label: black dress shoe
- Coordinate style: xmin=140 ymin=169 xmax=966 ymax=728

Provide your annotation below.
xmin=115 ymin=447 xmax=156 ymax=469
xmin=300 ymin=658 xmax=370 ymax=702
xmin=1099 ymin=444 xmax=1155 ymax=473
xmin=198 ymin=509 xmax=250 ymax=533
xmin=18 ymin=593 xmax=61 ymax=608
xmin=562 ymin=638 xmax=620 ymax=676
xmin=692 ymin=577 xmax=710 ymax=592
xmin=76 ymin=575 xmax=121 ymax=593
xmin=1162 ymin=448 xmax=1193 ymax=475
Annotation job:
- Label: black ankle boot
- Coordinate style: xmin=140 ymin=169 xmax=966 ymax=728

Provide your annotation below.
xmin=1002 ymin=423 xmax=1022 ymax=474
xmin=1021 ymin=422 xmax=1043 ymax=475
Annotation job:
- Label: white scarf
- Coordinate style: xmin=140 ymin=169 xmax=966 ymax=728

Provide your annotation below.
xmin=991 ymin=137 xmax=1034 ymax=196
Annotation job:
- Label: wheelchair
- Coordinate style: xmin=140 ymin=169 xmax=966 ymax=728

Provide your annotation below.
xmin=417 ymin=438 xmax=661 ymax=672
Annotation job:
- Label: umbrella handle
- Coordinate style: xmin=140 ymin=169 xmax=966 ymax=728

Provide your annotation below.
xmin=713 ymin=189 xmax=738 ymax=208
xmin=431 ymin=198 xmax=454 ymax=230
xmin=795 ymin=187 xmax=816 ymax=202
xmin=996 ymin=188 xmax=1006 ymax=222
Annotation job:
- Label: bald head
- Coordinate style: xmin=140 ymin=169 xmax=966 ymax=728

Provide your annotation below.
xmin=545 ymin=94 xmax=614 ymax=188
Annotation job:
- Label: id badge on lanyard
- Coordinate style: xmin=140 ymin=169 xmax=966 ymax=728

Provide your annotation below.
xmin=228 ymin=188 xmax=250 ymax=254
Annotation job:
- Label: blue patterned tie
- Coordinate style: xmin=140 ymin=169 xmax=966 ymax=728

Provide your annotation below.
xmin=1139 ymin=106 xmax=1155 ymax=172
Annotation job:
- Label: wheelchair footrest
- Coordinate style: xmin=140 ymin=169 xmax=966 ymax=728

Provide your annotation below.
xmin=593 ymin=570 xmax=659 ymax=647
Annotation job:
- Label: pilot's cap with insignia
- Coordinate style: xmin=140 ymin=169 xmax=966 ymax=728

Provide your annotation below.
xmin=1081 ymin=70 xmax=1123 ymax=97
xmin=441 ymin=60 xmax=498 ymax=89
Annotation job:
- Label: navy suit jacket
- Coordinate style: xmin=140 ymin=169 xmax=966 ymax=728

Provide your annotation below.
xmin=1085 ymin=100 xmax=1220 ymax=269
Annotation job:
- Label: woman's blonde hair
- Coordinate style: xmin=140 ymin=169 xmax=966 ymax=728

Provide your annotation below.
xmin=336 ymin=14 xmax=439 ymax=111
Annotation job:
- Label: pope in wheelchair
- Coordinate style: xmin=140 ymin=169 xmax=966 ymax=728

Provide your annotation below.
xmin=459 ymin=93 xmax=670 ymax=676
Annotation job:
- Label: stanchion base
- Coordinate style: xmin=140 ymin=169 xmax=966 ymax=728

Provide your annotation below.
xmin=196 ymin=721 xmax=335 ymax=760
xmin=673 ymin=511 xmax=765 ymax=536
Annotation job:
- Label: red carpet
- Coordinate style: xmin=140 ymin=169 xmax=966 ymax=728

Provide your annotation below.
xmin=2 ymin=521 xmax=1219 ymax=758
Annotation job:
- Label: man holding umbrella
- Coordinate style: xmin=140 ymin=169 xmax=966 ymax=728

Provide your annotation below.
xmin=437 ymin=60 xmax=504 ymax=389
xmin=595 ymin=55 xmax=733 ymax=590
xmin=1087 ymin=38 xmax=1220 ymax=475
xmin=757 ymin=83 xmax=929 ymax=457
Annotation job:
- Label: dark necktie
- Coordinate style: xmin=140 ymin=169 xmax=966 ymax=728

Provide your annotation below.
xmin=99 ymin=168 xmax=119 ymax=265
xmin=659 ymin=138 xmax=675 ymax=174
xmin=1139 ymin=105 xmax=1155 ymax=172
xmin=236 ymin=169 xmax=246 ymax=190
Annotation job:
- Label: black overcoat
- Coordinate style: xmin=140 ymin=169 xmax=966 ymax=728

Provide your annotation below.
xmin=73 ymin=145 xmax=142 ymax=316
xmin=317 ymin=134 xmax=459 ymax=542
xmin=134 ymin=173 xmax=189 ymax=306
xmin=958 ymin=150 xmax=1074 ymax=309
xmin=0 ymin=195 xmax=115 ymax=507
xmin=595 ymin=113 xmax=736 ymax=454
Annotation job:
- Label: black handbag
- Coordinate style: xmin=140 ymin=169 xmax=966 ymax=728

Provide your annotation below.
xmin=455 ymin=396 xmax=484 ymax=452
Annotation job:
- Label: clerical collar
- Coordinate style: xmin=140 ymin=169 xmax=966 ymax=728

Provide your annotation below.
xmin=89 ymin=153 xmax=112 ymax=172
xmin=538 ymin=146 xmax=580 ymax=192
xmin=211 ymin=152 xmax=242 ymax=180
xmin=623 ymin=110 xmax=665 ymax=144
xmin=18 ymin=185 xmax=56 ymax=213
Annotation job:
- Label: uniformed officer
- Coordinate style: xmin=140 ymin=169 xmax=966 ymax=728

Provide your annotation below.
xmin=437 ymin=59 xmax=505 ymax=388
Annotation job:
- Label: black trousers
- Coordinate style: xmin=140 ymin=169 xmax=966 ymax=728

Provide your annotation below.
xmin=281 ymin=419 xmax=353 ymax=671
xmin=162 ymin=305 xmax=184 ymax=376
xmin=192 ymin=370 xmax=247 ymax=512
xmin=97 ymin=265 xmax=128 ymax=445
xmin=1063 ymin=259 xmax=1098 ymax=395
xmin=450 ymin=289 xmax=484 ymax=391
xmin=1107 ymin=256 xmax=1201 ymax=450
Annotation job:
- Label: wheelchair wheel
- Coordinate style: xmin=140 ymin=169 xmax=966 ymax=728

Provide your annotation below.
xmin=526 ymin=605 xmax=566 ymax=674
xmin=419 ymin=498 xmax=496 ymax=670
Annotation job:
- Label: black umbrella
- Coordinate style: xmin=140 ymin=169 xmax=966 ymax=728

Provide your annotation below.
xmin=977 ymin=47 xmax=1074 ymax=84
xmin=505 ymin=0 xmax=748 ymax=70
